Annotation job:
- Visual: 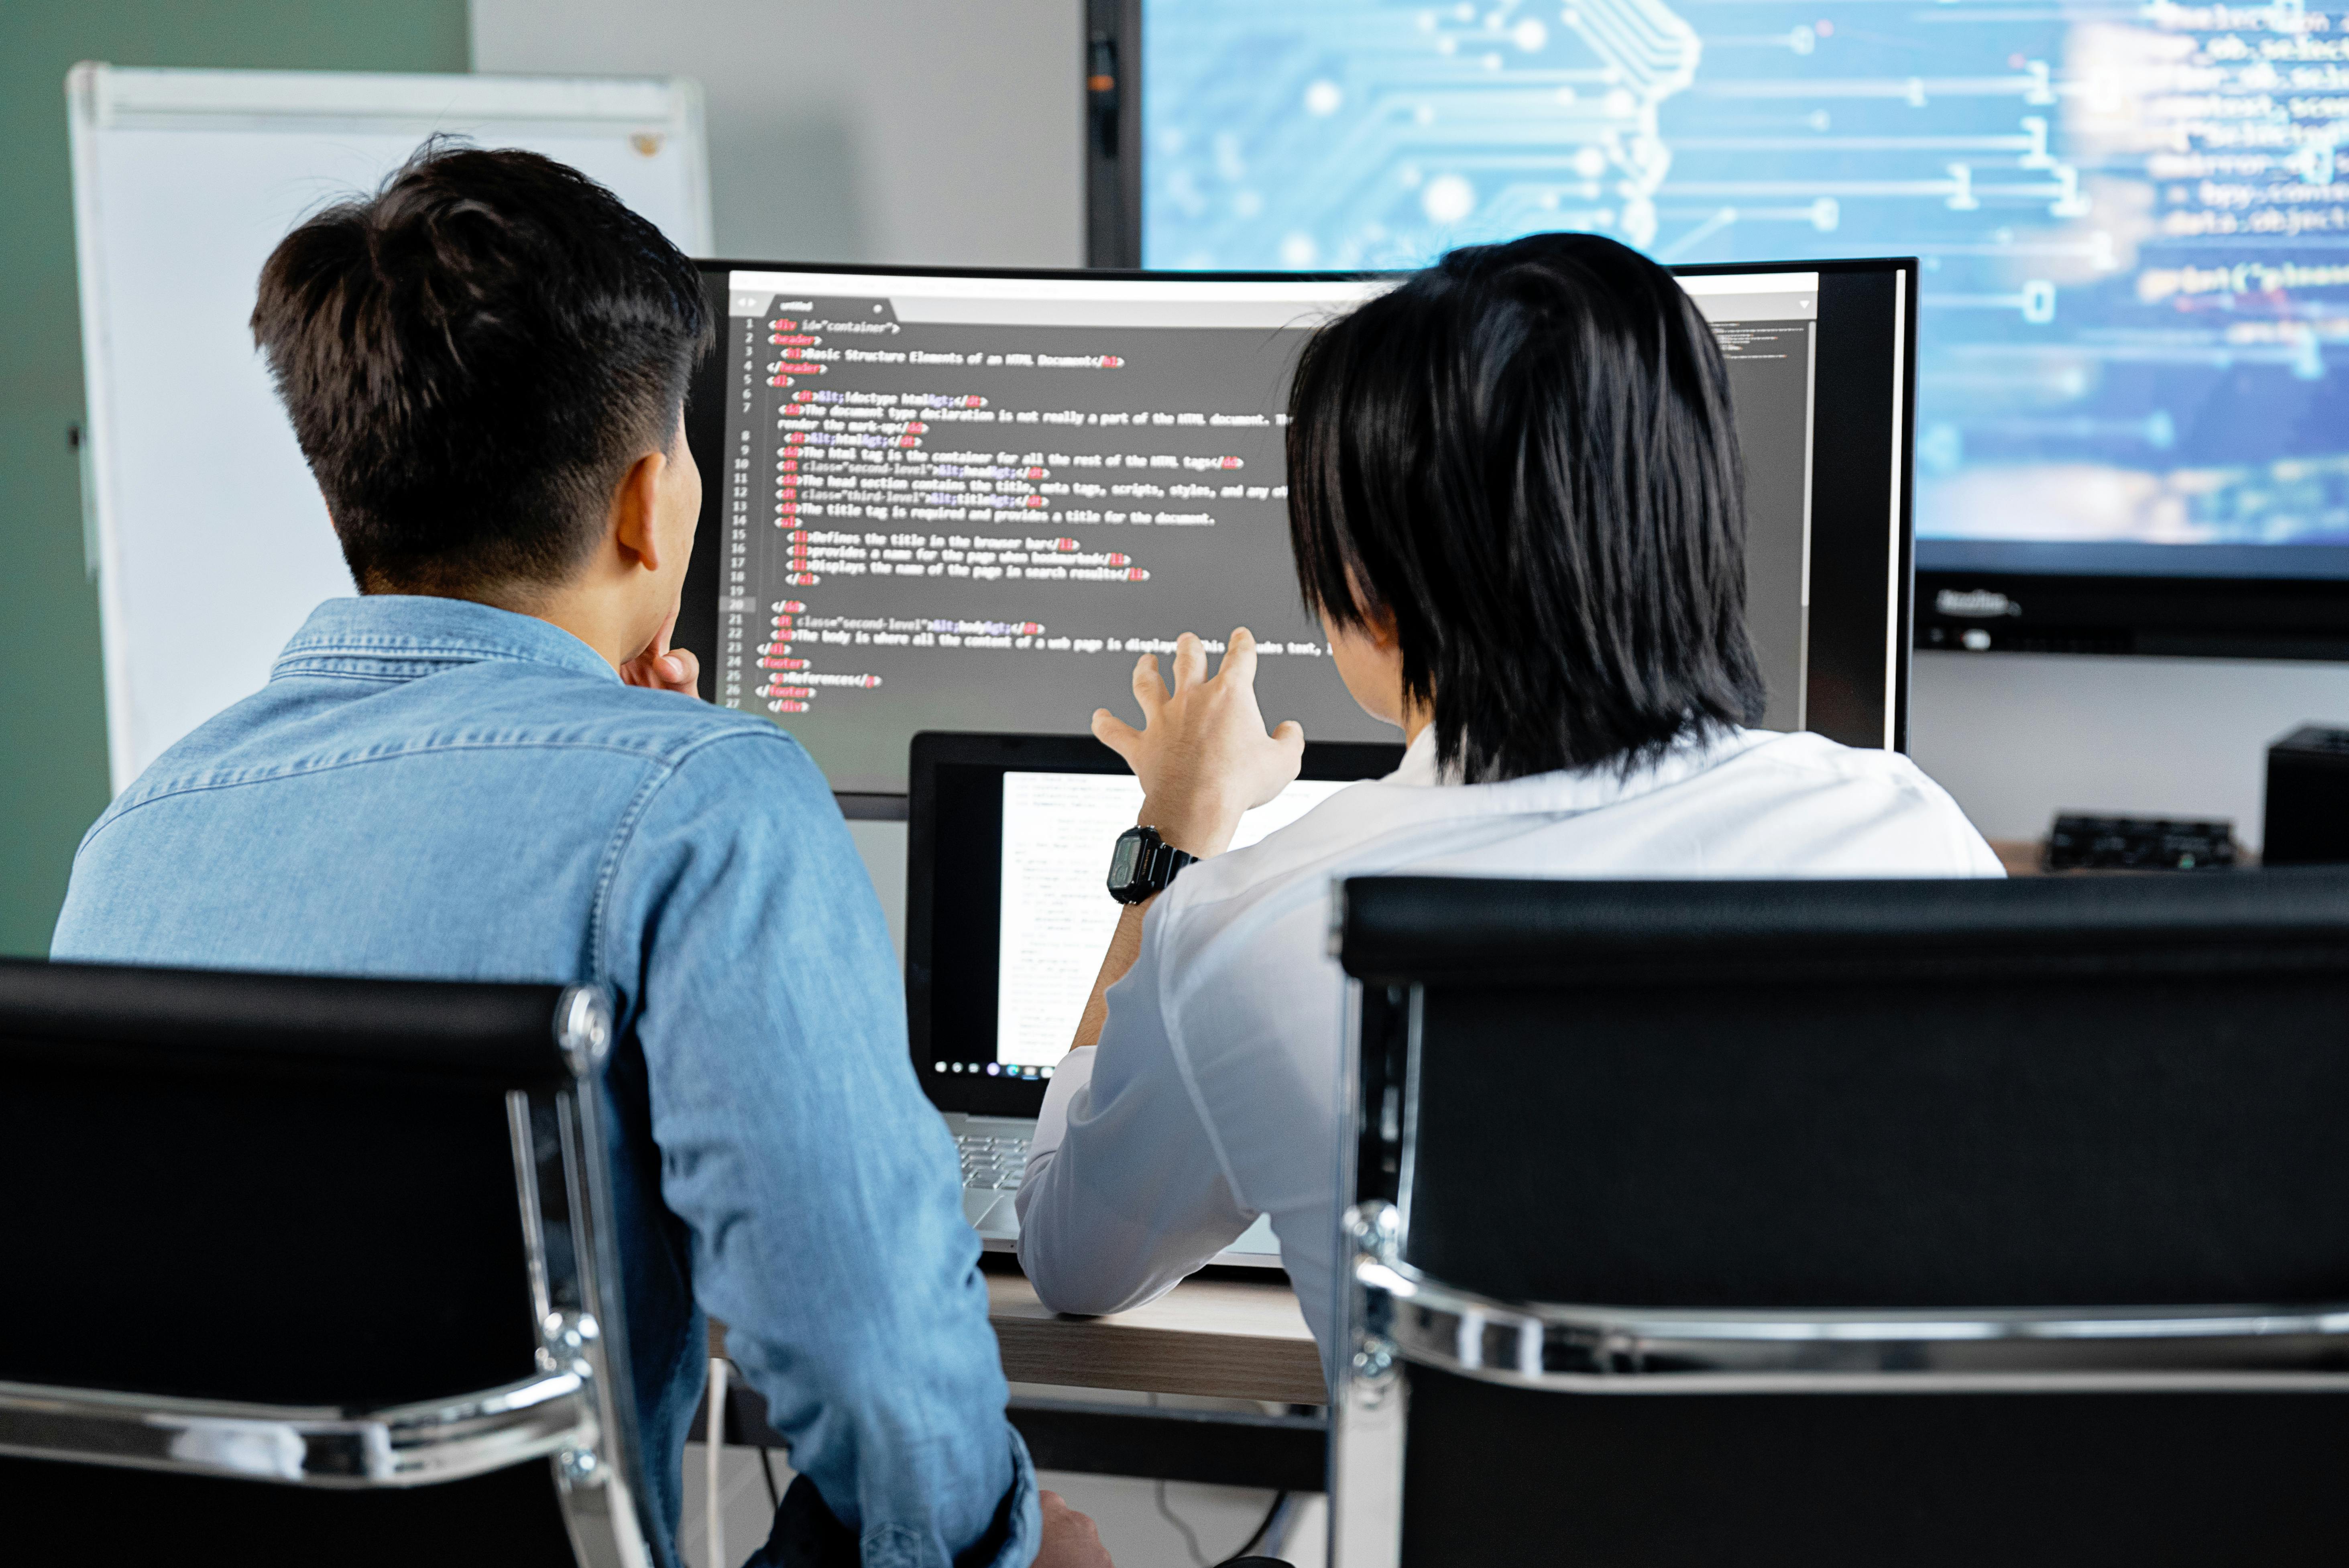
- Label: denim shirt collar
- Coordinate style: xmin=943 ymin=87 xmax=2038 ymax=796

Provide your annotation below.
xmin=271 ymin=595 xmax=621 ymax=685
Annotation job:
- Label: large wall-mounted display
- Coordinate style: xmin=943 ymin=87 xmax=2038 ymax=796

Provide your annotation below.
xmin=1101 ymin=0 xmax=2349 ymax=656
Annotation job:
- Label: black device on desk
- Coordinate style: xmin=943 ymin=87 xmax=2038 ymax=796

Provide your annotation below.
xmin=2043 ymin=813 xmax=2238 ymax=872
xmin=906 ymin=729 xmax=1401 ymax=1257
xmin=2266 ymin=724 xmax=2349 ymax=866
xmin=674 ymin=256 xmax=1922 ymax=809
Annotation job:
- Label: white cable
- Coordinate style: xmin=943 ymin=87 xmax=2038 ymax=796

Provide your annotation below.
xmin=706 ymin=1356 xmax=729 ymax=1568
xmin=1154 ymin=1478 xmax=1210 ymax=1567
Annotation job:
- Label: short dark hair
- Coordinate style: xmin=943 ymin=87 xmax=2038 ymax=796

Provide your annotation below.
xmin=252 ymin=141 xmax=713 ymax=596
xmin=1286 ymin=232 xmax=1765 ymax=783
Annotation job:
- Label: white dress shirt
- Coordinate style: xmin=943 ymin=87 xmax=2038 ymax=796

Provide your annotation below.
xmin=1015 ymin=725 xmax=2004 ymax=1383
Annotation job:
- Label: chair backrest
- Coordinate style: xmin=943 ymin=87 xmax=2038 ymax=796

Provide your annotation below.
xmin=1327 ymin=872 xmax=2349 ymax=1568
xmin=0 ymin=959 xmax=652 ymax=1568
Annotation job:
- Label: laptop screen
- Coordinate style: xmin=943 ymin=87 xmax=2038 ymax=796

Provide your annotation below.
xmin=995 ymin=770 xmax=1354 ymax=1072
xmin=908 ymin=732 xmax=1402 ymax=1117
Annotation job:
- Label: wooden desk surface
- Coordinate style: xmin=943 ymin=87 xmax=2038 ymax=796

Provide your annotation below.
xmin=1987 ymin=838 xmax=2042 ymax=876
xmin=986 ymin=1271 xmax=1325 ymax=1406
xmin=712 ymin=1270 xmax=1326 ymax=1409
xmin=1985 ymin=838 xmax=2260 ymax=876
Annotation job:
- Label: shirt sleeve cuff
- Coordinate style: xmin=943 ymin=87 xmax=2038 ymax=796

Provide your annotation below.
xmin=1028 ymin=1045 xmax=1094 ymax=1163
xmin=963 ymin=1428 xmax=1040 ymax=1568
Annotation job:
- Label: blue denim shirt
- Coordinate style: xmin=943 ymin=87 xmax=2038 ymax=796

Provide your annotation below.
xmin=53 ymin=595 xmax=1036 ymax=1568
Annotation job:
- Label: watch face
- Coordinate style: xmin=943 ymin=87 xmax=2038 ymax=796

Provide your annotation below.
xmin=1108 ymin=833 xmax=1141 ymax=888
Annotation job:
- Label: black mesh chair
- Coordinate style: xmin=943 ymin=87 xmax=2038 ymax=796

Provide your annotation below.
xmin=1328 ymin=872 xmax=2349 ymax=1568
xmin=0 ymin=959 xmax=653 ymax=1566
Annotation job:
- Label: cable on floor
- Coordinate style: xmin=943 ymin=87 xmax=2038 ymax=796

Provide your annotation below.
xmin=1154 ymin=1477 xmax=1211 ymax=1567
xmin=1216 ymin=1491 xmax=1292 ymax=1564
xmin=1147 ymin=1391 xmax=1294 ymax=1567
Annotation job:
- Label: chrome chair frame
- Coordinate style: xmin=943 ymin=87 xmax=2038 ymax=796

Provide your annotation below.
xmin=1325 ymin=980 xmax=2349 ymax=1568
xmin=0 ymin=986 xmax=651 ymax=1568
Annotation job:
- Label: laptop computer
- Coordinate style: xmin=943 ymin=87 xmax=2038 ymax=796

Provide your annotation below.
xmin=907 ymin=730 xmax=1405 ymax=1266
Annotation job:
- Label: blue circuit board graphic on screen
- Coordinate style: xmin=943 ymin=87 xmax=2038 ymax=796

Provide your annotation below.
xmin=1142 ymin=0 xmax=2349 ymax=562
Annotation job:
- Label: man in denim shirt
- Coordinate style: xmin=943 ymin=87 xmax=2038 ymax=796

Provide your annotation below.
xmin=52 ymin=146 xmax=1107 ymax=1568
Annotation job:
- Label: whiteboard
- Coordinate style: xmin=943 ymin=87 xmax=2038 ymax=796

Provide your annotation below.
xmin=68 ymin=64 xmax=712 ymax=792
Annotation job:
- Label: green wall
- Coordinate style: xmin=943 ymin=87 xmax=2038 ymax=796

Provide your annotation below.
xmin=0 ymin=2 xmax=469 ymax=955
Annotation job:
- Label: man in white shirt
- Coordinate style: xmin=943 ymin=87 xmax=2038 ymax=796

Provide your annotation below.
xmin=1014 ymin=232 xmax=2001 ymax=1379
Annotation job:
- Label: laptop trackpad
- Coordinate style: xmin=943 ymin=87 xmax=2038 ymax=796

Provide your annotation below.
xmin=965 ymin=1189 xmax=1019 ymax=1234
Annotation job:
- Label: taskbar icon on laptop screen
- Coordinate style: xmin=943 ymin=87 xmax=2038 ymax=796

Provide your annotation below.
xmin=932 ymin=1059 xmax=1058 ymax=1082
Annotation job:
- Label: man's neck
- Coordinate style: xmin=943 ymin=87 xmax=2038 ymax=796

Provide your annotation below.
xmin=379 ymin=579 xmax=643 ymax=673
xmin=523 ymin=593 xmax=643 ymax=673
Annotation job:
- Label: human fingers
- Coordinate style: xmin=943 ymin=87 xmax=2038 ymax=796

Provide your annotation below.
xmin=1242 ymin=718 xmax=1307 ymax=807
xmin=1129 ymin=653 xmax=1166 ymax=718
xmin=658 ymin=647 xmax=700 ymax=693
xmin=1215 ymin=626 xmax=1260 ymax=690
xmin=1091 ymin=708 xmax=1143 ymax=765
xmin=1171 ymin=631 xmax=1208 ymax=692
xmin=619 ymin=610 xmax=682 ymax=687
xmin=1035 ymin=1491 xmax=1109 ymax=1568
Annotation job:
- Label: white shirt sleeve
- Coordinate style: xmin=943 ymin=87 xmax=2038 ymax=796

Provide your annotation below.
xmin=1015 ymin=904 xmax=1255 ymax=1316
xmin=1026 ymin=1045 xmax=1090 ymax=1167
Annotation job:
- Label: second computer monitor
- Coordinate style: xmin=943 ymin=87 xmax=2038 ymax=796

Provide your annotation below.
xmin=678 ymin=258 xmax=1915 ymax=798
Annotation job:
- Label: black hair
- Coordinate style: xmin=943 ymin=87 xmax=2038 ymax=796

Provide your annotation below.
xmin=1286 ymin=231 xmax=1765 ymax=783
xmin=251 ymin=140 xmax=714 ymax=596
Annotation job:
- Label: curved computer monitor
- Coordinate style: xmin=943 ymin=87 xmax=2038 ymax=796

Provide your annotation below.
xmin=677 ymin=257 xmax=1916 ymax=803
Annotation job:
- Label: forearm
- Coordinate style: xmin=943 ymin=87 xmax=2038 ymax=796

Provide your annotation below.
xmin=1071 ymin=792 xmax=1234 ymax=1053
xmin=1022 ymin=932 xmax=1256 ymax=1317
xmin=1072 ymin=900 xmax=1150 ymax=1050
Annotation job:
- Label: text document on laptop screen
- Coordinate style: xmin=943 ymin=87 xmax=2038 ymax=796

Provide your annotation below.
xmin=707 ymin=266 xmax=1828 ymax=794
xmin=993 ymin=772 xmax=1354 ymax=1070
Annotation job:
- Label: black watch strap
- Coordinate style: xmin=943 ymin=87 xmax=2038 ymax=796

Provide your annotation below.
xmin=1145 ymin=837 xmax=1198 ymax=889
xmin=1108 ymin=825 xmax=1197 ymax=904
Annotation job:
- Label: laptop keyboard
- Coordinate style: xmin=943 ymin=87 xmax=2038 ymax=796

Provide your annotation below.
xmin=957 ymin=1129 xmax=1031 ymax=1191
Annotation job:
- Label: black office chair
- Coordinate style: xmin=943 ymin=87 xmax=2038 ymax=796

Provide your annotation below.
xmin=0 ymin=959 xmax=653 ymax=1566
xmin=1327 ymin=872 xmax=2349 ymax=1567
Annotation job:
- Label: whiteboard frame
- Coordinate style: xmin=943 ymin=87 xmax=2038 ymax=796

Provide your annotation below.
xmin=66 ymin=62 xmax=712 ymax=791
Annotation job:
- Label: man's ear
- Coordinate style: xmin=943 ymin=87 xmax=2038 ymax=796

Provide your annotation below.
xmin=610 ymin=448 xmax=669 ymax=574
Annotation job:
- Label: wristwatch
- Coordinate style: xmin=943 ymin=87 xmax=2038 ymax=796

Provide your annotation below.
xmin=1107 ymin=824 xmax=1197 ymax=905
